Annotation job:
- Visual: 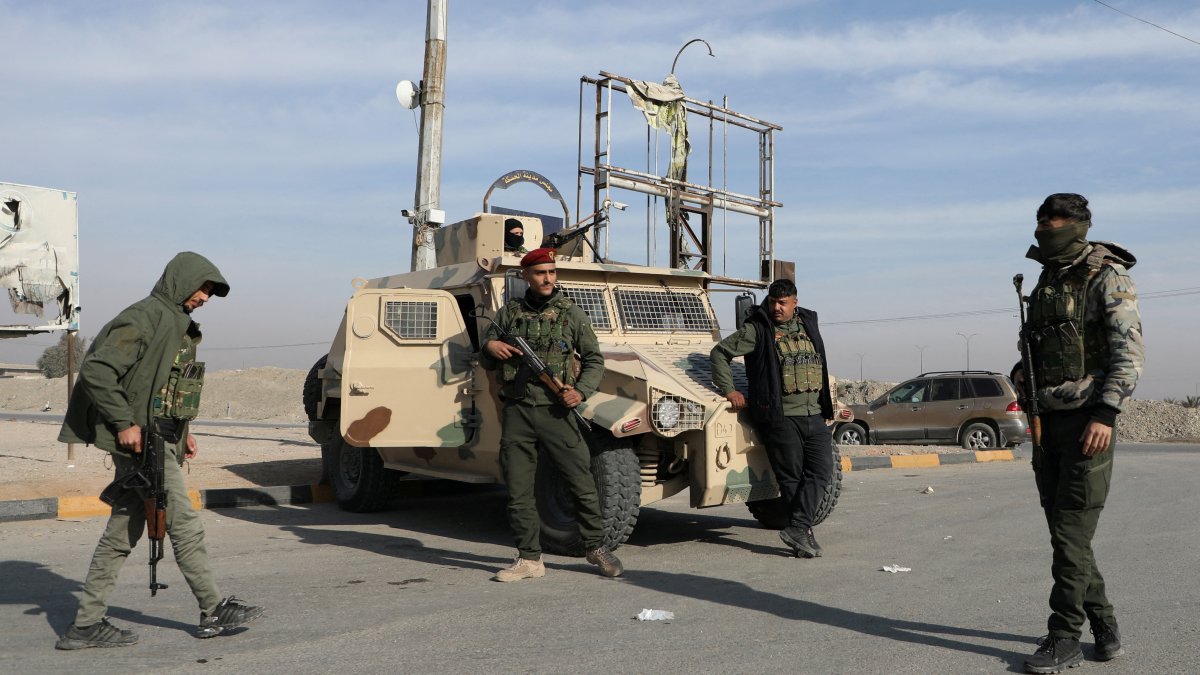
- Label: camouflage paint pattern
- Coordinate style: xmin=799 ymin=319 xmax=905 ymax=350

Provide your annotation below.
xmin=316 ymin=213 xmax=795 ymax=505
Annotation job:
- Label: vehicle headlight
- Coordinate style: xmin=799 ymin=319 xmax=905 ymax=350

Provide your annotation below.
xmin=651 ymin=389 xmax=704 ymax=436
xmin=654 ymin=398 xmax=680 ymax=429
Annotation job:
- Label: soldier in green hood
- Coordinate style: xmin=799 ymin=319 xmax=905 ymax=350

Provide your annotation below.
xmin=55 ymin=252 xmax=264 ymax=650
xmin=1016 ymin=194 xmax=1143 ymax=673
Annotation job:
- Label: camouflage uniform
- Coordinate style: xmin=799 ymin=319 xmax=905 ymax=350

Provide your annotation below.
xmin=1024 ymin=240 xmax=1143 ymax=641
xmin=481 ymin=289 xmax=606 ymax=560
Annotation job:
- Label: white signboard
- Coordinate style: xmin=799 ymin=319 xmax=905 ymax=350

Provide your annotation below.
xmin=0 ymin=182 xmax=80 ymax=335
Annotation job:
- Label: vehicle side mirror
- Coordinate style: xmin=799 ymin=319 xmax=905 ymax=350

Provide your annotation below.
xmin=734 ymin=292 xmax=756 ymax=328
xmin=504 ymin=269 xmax=528 ymax=303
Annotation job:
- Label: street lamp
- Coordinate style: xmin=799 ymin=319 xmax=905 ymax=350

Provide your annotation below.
xmin=856 ymin=353 xmax=865 ymax=381
xmin=916 ymin=344 xmax=928 ymax=373
xmin=956 ymin=332 xmax=978 ymax=370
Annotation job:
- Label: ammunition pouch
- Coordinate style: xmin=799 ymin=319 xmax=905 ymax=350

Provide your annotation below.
xmin=776 ymin=325 xmax=822 ymax=396
xmin=1028 ymin=262 xmax=1108 ymax=388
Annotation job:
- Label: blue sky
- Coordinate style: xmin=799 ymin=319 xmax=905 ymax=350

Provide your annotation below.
xmin=2 ymin=0 xmax=1197 ymax=399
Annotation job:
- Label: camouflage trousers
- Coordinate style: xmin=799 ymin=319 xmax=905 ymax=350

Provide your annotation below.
xmin=500 ymin=402 xmax=604 ymax=559
xmin=1033 ymin=408 xmax=1116 ymax=640
xmin=75 ymin=440 xmax=222 ymax=626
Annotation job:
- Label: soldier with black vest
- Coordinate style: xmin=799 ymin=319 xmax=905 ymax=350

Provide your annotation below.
xmin=1017 ymin=193 xmax=1142 ymax=673
xmin=710 ymin=278 xmax=835 ymax=558
xmin=480 ymin=247 xmax=623 ymax=581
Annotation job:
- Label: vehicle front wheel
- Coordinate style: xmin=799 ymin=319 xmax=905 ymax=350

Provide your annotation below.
xmin=747 ymin=444 xmax=843 ymax=529
xmin=960 ymin=423 xmax=998 ymax=450
xmin=535 ymin=429 xmax=641 ymax=556
xmin=834 ymin=422 xmax=867 ymax=446
xmin=324 ymin=437 xmax=403 ymax=512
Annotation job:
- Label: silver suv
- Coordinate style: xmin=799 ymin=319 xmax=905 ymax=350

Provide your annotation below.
xmin=834 ymin=371 xmax=1027 ymax=449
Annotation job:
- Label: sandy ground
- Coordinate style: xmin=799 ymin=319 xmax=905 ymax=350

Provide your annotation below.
xmin=0 ymin=420 xmax=321 ymax=501
xmin=0 ymin=416 xmax=961 ymax=502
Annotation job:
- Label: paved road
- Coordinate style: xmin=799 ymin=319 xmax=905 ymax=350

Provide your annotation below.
xmin=2 ymin=444 xmax=1196 ymax=673
xmin=1 ymin=411 xmax=304 ymax=429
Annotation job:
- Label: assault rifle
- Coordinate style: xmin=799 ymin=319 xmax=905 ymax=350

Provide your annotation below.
xmin=1013 ymin=274 xmax=1043 ymax=454
xmin=505 ymin=334 xmax=591 ymax=429
xmin=97 ymin=424 xmax=170 ymax=595
xmin=142 ymin=425 xmax=169 ymax=596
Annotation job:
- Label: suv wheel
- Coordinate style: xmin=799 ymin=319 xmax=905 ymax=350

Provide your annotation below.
xmin=834 ymin=422 xmax=867 ymax=446
xmin=960 ymin=422 xmax=998 ymax=450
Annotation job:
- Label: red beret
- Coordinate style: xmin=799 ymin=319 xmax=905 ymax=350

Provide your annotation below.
xmin=520 ymin=247 xmax=557 ymax=268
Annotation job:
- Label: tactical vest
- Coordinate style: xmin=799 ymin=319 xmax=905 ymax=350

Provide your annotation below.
xmin=499 ymin=295 xmax=577 ymax=387
xmin=775 ymin=318 xmax=823 ymax=396
xmin=1027 ymin=249 xmax=1112 ymax=388
xmin=152 ymin=335 xmax=205 ymax=421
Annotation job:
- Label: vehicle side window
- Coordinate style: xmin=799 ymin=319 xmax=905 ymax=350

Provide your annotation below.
xmin=968 ymin=377 xmax=1003 ymax=398
xmin=889 ymin=380 xmax=928 ymax=404
xmin=929 ymin=378 xmax=961 ymax=402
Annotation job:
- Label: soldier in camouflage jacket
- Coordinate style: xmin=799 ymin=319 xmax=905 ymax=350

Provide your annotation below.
xmin=1018 ymin=193 xmax=1142 ymax=673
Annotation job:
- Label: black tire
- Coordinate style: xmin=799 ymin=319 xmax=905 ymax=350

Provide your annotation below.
xmin=324 ymin=436 xmax=402 ymax=512
xmin=535 ymin=429 xmax=641 ymax=556
xmin=747 ymin=444 xmax=843 ymax=529
xmin=834 ymin=422 xmax=867 ymax=446
xmin=303 ymin=355 xmax=327 ymax=421
xmin=960 ymin=422 xmax=998 ymax=450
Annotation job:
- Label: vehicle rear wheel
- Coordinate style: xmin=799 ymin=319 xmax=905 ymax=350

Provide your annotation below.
xmin=834 ymin=422 xmax=867 ymax=446
xmin=747 ymin=444 xmax=843 ymax=529
xmin=960 ymin=422 xmax=998 ymax=450
xmin=302 ymin=355 xmax=327 ymax=421
xmin=535 ymin=429 xmax=641 ymax=556
xmin=324 ymin=436 xmax=403 ymax=513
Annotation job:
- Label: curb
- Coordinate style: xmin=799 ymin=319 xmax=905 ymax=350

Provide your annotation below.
xmin=0 ymin=451 xmax=1014 ymax=524
xmin=840 ymin=449 xmax=1014 ymax=472
xmin=0 ymin=484 xmax=336 ymax=524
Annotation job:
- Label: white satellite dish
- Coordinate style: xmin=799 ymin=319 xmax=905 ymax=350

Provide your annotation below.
xmin=395 ymin=80 xmax=420 ymax=109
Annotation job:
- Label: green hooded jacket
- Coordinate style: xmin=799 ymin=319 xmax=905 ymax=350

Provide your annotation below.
xmin=58 ymin=252 xmax=229 ymax=457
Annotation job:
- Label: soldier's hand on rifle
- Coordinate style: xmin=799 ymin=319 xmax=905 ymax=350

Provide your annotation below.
xmin=484 ymin=338 xmax=523 ymax=360
xmin=118 ymin=424 xmax=143 ymax=454
xmin=724 ymin=391 xmax=747 ymax=411
xmin=1080 ymin=420 xmax=1113 ymax=456
xmin=559 ymin=384 xmax=583 ymax=409
xmin=185 ymin=434 xmax=199 ymax=460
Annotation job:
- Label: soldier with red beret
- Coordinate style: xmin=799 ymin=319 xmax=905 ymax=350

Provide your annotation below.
xmin=480 ymin=248 xmax=623 ymax=581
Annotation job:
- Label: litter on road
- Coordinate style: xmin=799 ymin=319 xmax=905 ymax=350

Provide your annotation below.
xmin=881 ymin=565 xmax=912 ymax=574
xmin=635 ymin=609 xmax=675 ymax=621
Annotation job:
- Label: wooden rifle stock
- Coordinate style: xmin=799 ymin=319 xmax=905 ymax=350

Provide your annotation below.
xmin=507 ymin=335 xmax=590 ymax=428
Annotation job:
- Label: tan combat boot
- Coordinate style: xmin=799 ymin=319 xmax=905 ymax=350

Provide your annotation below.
xmin=585 ymin=546 xmax=624 ymax=577
xmin=493 ymin=556 xmax=546 ymax=582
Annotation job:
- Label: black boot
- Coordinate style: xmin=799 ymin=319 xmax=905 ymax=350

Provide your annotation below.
xmin=1090 ymin=617 xmax=1124 ymax=661
xmin=1024 ymin=636 xmax=1083 ymax=674
xmin=779 ymin=526 xmax=821 ymax=558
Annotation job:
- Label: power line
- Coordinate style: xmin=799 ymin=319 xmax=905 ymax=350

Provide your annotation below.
xmin=824 ymin=286 xmax=1200 ymax=327
xmin=1090 ymin=0 xmax=1200 ymax=47
xmin=203 ymin=341 xmax=328 ymax=351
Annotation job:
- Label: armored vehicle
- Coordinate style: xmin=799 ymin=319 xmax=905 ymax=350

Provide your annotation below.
xmin=305 ymin=65 xmax=844 ymax=554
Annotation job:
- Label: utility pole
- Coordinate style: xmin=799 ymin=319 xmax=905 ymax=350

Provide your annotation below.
xmin=856 ymin=353 xmax=865 ymax=382
xmin=916 ymin=344 xmax=928 ymax=374
xmin=956 ymin=332 xmax=978 ymax=370
xmin=410 ymin=0 xmax=448 ymax=272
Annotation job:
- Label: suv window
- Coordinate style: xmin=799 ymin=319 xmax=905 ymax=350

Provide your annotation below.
xmin=889 ymin=380 xmax=928 ymax=404
xmin=968 ymin=377 xmax=1003 ymax=398
xmin=928 ymin=378 xmax=963 ymax=402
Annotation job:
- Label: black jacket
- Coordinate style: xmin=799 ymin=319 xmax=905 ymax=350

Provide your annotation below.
xmin=743 ymin=303 xmax=834 ymax=424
